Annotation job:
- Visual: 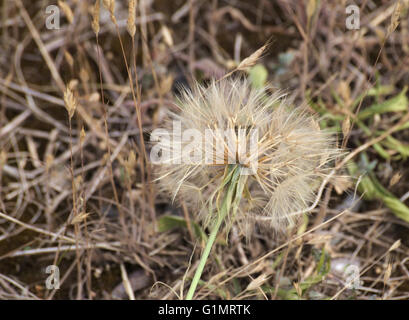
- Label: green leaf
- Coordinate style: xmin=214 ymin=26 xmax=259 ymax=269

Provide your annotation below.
xmin=382 ymin=136 xmax=409 ymax=159
xmin=249 ymin=64 xmax=268 ymax=89
xmin=158 ymin=215 xmax=207 ymax=241
xmin=367 ymin=85 xmax=395 ymax=97
xmin=347 ymin=156 xmax=409 ymax=223
xmin=357 ymin=87 xmax=408 ymax=120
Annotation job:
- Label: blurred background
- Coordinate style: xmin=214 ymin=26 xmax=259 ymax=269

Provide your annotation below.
xmin=0 ymin=0 xmax=409 ymax=299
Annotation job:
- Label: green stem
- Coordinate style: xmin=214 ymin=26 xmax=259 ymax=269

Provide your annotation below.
xmin=185 ymin=166 xmax=240 ymax=300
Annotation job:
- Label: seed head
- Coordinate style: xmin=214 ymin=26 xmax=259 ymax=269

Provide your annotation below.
xmin=154 ymin=78 xmax=343 ymax=233
xmin=64 ymin=86 xmax=77 ymax=120
xmin=91 ymin=0 xmax=100 ymax=35
xmin=127 ymin=0 xmax=136 ymax=37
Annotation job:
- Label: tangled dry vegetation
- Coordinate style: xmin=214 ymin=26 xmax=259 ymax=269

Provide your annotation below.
xmin=0 ymin=0 xmax=409 ymax=300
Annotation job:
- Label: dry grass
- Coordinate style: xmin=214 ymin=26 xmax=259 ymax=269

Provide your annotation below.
xmin=0 ymin=0 xmax=409 ymax=300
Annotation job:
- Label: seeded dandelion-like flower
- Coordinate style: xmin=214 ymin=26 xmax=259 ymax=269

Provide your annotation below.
xmin=153 ymin=78 xmax=342 ymax=233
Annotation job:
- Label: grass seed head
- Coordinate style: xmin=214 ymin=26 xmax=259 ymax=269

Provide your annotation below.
xmin=103 ymin=0 xmax=116 ymax=23
xmin=0 ymin=150 xmax=7 ymax=170
xmin=127 ymin=0 xmax=136 ymax=37
xmin=58 ymin=1 xmax=74 ymax=24
xmin=92 ymin=0 xmax=101 ymax=35
xmin=64 ymin=86 xmax=77 ymax=120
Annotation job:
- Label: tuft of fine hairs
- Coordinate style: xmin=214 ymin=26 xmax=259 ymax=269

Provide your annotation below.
xmin=154 ymin=78 xmax=344 ymax=235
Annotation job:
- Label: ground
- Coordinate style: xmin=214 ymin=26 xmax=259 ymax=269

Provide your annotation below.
xmin=0 ymin=0 xmax=409 ymax=300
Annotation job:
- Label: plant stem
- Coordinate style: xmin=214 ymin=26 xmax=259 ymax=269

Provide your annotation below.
xmin=185 ymin=205 xmax=224 ymax=300
xmin=185 ymin=166 xmax=240 ymax=300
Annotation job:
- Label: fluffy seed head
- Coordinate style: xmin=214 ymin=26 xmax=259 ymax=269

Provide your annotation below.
xmin=153 ymin=78 xmax=343 ymax=233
